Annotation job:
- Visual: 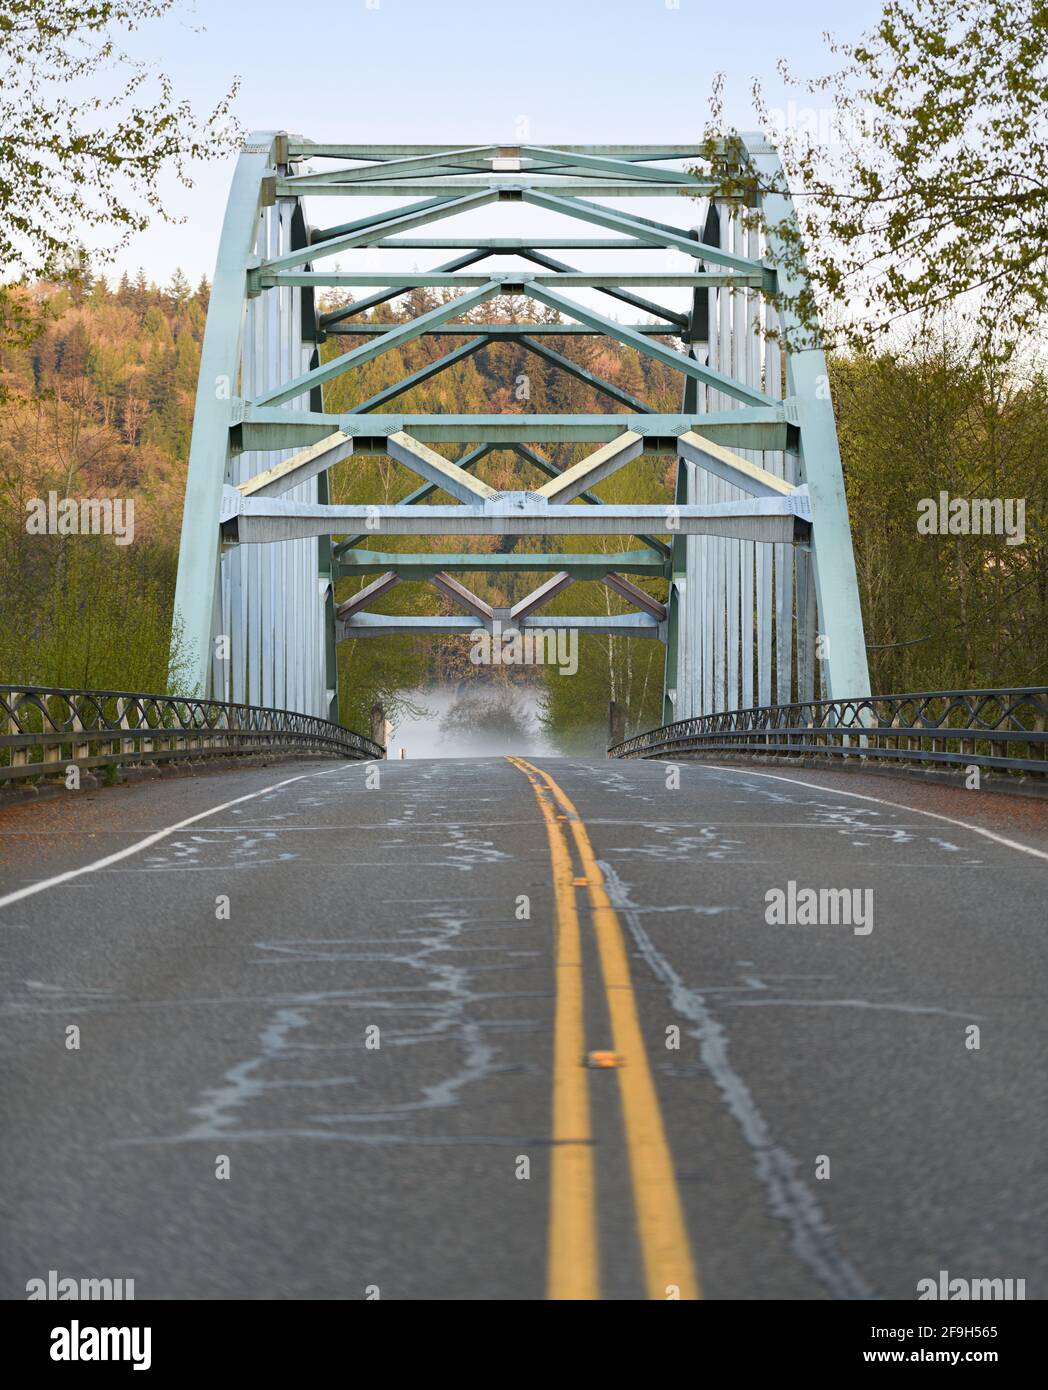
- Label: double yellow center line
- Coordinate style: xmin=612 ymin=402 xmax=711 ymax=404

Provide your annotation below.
xmin=508 ymin=757 xmax=700 ymax=1302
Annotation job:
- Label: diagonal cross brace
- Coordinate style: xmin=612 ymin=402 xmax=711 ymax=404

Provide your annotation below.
xmin=259 ymin=190 xmax=498 ymax=274
xmin=522 ymin=189 xmax=775 ymax=287
xmin=510 ymin=572 xmax=576 ymax=620
xmin=252 ymin=283 xmax=500 ymax=408
xmin=335 ymin=571 xmax=402 ymax=621
xmin=387 ymin=431 xmax=499 ymax=503
xmin=238 ymin=430 xmax=354 ymax=499
xmin=601 ymin=572 xmax=668 ymax=622
xmin=430 ymin=572 xmax=494 ymax=620
xmin=527 ymin=282 xmax=776 ymax=410
xmin=677 ymin=430 xmax=795 ymax=499
xmin=536 ymin=431 xmax=645 ymax=503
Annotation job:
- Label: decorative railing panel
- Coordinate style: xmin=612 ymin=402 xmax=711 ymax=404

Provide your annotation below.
xmin=0 ymin=686 xmax=383 ymax=785
xmin=610 ymin=689 xmax=1048 ymax=778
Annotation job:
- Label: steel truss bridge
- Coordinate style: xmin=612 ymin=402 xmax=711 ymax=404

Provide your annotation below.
xmin=172 ymin=134 xmax=871 ymax=723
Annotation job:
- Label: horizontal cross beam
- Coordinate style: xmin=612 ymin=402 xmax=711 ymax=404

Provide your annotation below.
xmin=224 ymin=490 xmax=812 ymax=543
xmin=333 ymin=548 xmax=669 ymax=578
xmin=275 ymin=179 xmax=717 ymax=198
xmin=323 ymin=322 xmax=687 ymax=338
xmin=287 ymin=143 xmax=714 ymax=158
xmin=361 ymin=238 xmax=659 ymax=250
xmin=336 ymin=612 xmax=661 ymax=639
xmin=261 ymin=271 xmax=762 ymax=290
xmin=331 ymin=444 xmax=494 ymax=557
xmin=233 ymin=409 xmax=795 ymax=453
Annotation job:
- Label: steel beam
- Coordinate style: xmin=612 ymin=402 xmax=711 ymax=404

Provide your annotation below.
xmin=510 ymin=572 xmax=576 ymax=620
xmin=331 ymin=444 xmax=494 ymax=557
xmin=335 ymin=571 xmax=402 ymax=620
xmin=744 ymin=135 xmax=871 ymax=702
xmin=262 ymin=271 xmax=759 ymax=290
xmin=386 ymin=431 xmax=498 ymax=503
xmin=429 ymin=573 xmax=494 ymax=620
xmin=677 ymin=430 xmax=796 ymax=499
xmin=261 ymin=191 xmax=498 ymax=272
xmin=171 ymin=132 xmax=277 ymax=694
xmin=337 ymin=612 xmax=660 ymax=639
xmin=225 ymin=491 xmax=811 ymax=543
xmin=528 ymin=282 xmax=776 ymax=409
xmin=536 ymin=431 xmax=645 ymax=503
xmin=517 ymin=337 xmax=654 ymax=413
xmin=350 ymin=337 xmax=492 ymax=414
xmin=522 ymin=190 xmax=776 ymax=287
xmin=334 ymin=548 xmax=668 ymax=578
xmin=238 ymin=430 xmax=354 ymax=499
xmin=601 ymin=573 xmax=668 ymax=622
xmin=277 ymin=179 xmax=716 ymax=198
xmin=324 ymin=322 xmax=686 ymax=338
xmin=318 ymin=250 xmax=490 ymax=326
xmin=235 ymin=408 xmax=794 ymax=453
xmin=251 ymin=283 xmax=500 ymax=407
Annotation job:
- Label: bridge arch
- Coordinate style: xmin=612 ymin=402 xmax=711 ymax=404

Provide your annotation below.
xmin=172 ymin=134 xmax=870 ymax=725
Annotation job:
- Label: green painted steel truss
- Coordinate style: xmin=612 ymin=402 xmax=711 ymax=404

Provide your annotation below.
xmin=172 ymin=137 xmax=871 ymax=722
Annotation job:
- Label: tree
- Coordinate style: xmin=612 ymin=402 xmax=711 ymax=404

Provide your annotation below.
xmin=166 ymin=268 xmax=191 ymax=308
xmin=0 ymin=1 xmax=240 ymax=354
xmin=707 ymin=0 xmax=1048 ymax=350
xmin=831 ymin=316 xmax=1047 ymax=690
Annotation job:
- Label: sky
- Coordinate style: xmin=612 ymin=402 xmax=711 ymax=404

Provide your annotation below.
xmin=102 ymin=0 xmax=887 ymax=286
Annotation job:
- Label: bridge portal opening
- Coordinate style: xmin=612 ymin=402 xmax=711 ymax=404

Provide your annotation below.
xmin=172 ymin=136 xmax=870 ymax=756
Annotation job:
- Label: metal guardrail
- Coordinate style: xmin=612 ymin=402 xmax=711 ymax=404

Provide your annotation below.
xmin=609 ymin=688 xmax=1048 ymax=778
xmin=0 ymin=685 xmax=384 ymax=786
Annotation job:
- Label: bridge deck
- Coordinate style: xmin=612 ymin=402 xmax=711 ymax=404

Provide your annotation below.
xmin=1 ymin=760 xmax=1045 ymax=1299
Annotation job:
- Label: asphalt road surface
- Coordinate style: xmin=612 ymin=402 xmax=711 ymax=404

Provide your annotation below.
xmin=1 ymin=756 xmax=1046 ymax=1300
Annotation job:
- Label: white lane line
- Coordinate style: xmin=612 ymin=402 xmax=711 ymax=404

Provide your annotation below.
xmin=692 ymin=764 xmax=1048 ymax=864
xmin=0 ymin=763 xmax=370 ymax=910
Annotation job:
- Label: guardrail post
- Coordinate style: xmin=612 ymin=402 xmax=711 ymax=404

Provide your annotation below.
xmin=71 ymin=703 xmax=89 ymax=766
xmin=8 ymin=703 xmax=28 ymax=770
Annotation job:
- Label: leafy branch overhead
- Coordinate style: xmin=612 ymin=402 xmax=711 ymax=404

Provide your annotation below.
xmin=0 ymin=0 xmax=241 ymax=346
xmin=699 ymin=0 xmax=1048 ymax=351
